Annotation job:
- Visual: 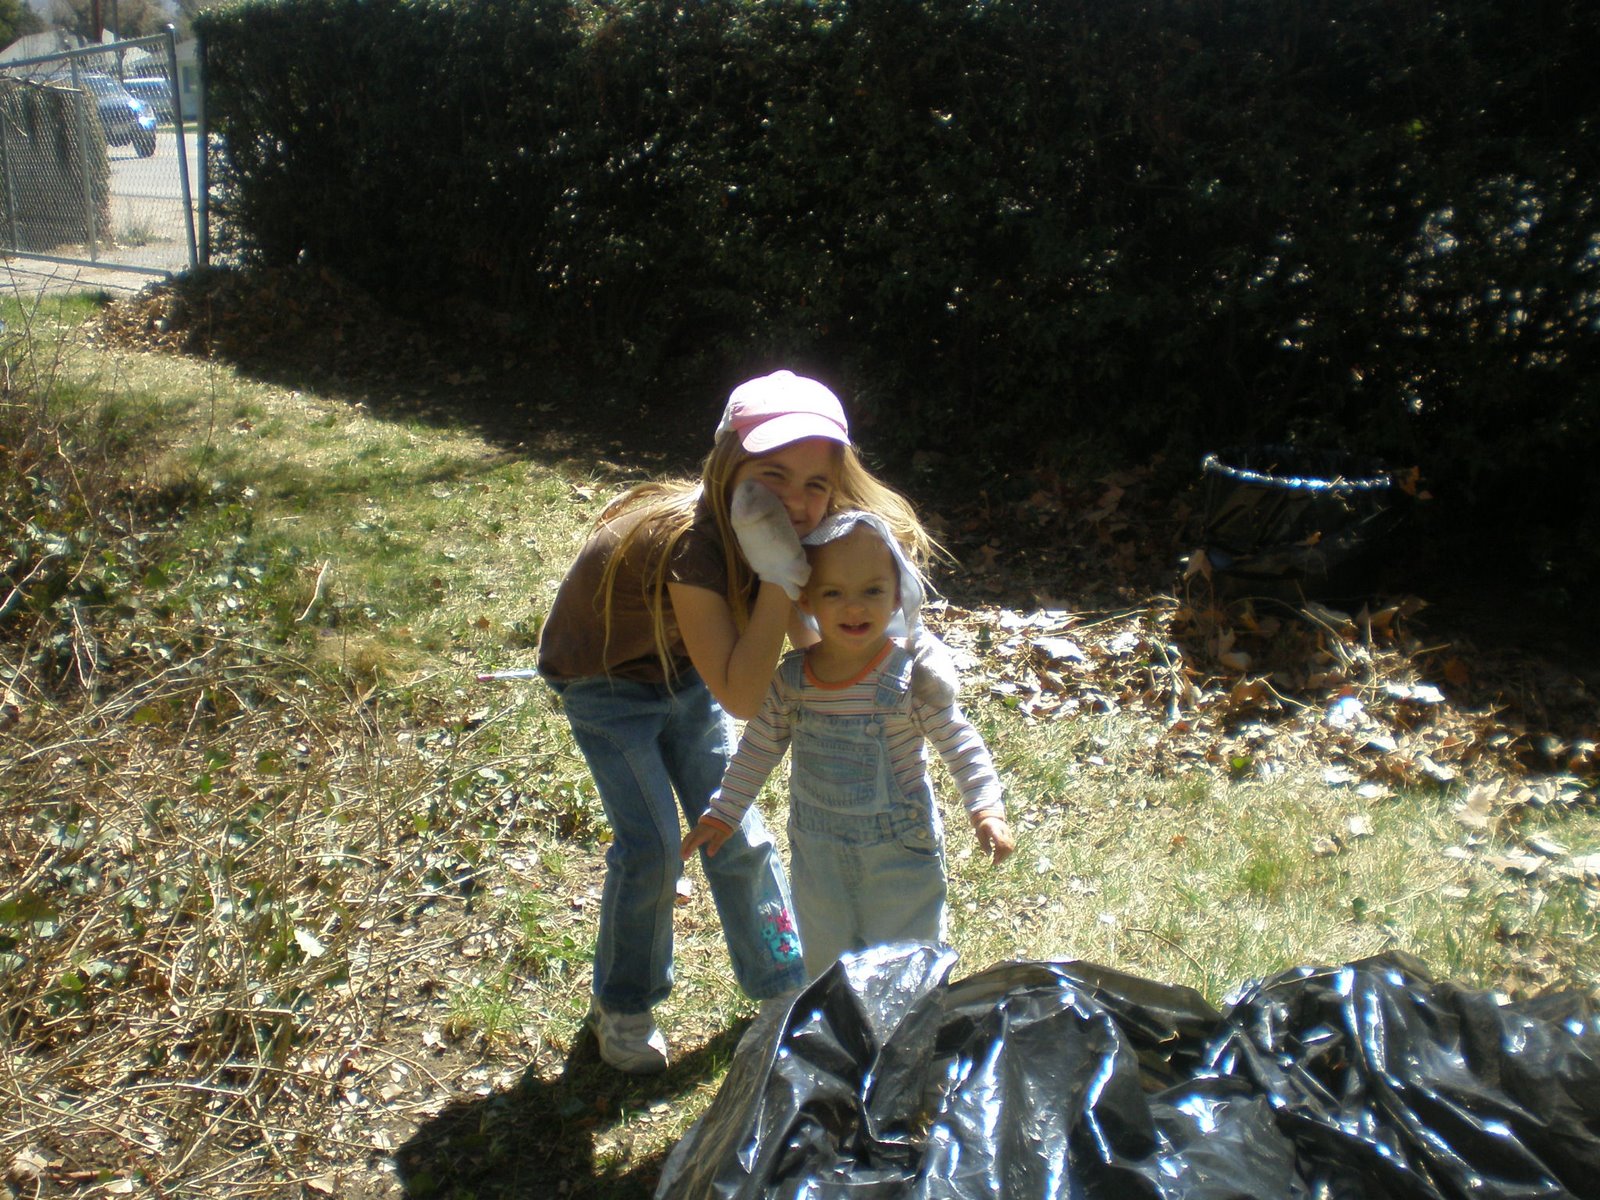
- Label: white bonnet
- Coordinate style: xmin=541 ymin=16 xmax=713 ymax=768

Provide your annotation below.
xmin=801 ymin=510 xmax=925 ymax=639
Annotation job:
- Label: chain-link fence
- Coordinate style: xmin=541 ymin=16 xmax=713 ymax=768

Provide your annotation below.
xmin=0 ymin=28 xmax=199 ymax=277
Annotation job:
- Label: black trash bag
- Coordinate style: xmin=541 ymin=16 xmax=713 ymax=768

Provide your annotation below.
xmin=656 ymin=943 xmax=1280 ymax=1199
xmin=655 ymin=945 xmax=1600 ymax=1200
xmin=1198 ymin=445 xmax=1408 ymax=597
xmin=1210 ymin=951 xmax=1600 ymax=1200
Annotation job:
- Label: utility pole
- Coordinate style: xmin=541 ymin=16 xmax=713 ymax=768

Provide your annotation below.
xmin=91 ymin=0 xmax=103 ymax=41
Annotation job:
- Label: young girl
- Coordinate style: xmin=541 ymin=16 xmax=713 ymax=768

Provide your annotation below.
xmin=537 ymin=370 xmax=932 ymax=1073
xmin=681 ymin=510 xmax=1015 ymax=980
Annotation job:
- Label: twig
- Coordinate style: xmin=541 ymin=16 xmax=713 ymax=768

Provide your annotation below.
xmin=1127 ymin=925 xmax=1205 ymax=978
xmin=297 ymin=559 xmax=332 ymax=623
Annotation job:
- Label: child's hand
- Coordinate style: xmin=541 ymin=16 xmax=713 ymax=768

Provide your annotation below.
xmin=681 ymin=816 xmax=735 ymax=860
xmin=909 ymin=627 xmax=959 ymax=708
xmin=731 ymin=480 xmax=809 ymax=600
xmin=972 ymin=812 xmax=1014 ymax=866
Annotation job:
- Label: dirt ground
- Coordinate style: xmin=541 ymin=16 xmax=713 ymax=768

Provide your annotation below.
xmin=1 ymin=255 xmax=165 ymax=301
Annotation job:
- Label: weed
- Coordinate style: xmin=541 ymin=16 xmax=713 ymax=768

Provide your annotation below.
xmin=446 ymin=967 xmax=531 ymax=1049
xmin=116 ymin=221 xmax=160 ymax=248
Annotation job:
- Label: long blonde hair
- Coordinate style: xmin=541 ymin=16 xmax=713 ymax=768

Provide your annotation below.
xmin=596 ymin=432 xmax=933 ymax=679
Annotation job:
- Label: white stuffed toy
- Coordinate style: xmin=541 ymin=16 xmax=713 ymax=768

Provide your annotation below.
xmin=731 ymin=480 xmax=810 ymax=601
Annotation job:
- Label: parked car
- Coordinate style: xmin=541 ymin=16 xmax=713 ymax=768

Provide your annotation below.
xmin=122 ymin=76 xmax=176 ymax=124
xmin=78 ymin=72 xmax=157 ymax=157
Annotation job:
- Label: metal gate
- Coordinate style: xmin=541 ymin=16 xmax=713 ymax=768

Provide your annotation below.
xmin=0 ymin=27 xmax=200 ymax=277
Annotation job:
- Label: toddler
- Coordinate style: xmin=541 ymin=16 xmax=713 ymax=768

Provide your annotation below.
xmin=682 ymin=510 xmax=1013 ymax=977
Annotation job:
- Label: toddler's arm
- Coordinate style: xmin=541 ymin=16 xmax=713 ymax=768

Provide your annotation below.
xmin=908 ymin=626 xmax=959 ymax=708
xmin=914 ymin=695 xmax=1012 ymax=866
xmin=970 ymin=809 xmax=1015 ymax=866
xmin=682 ymin=815 xmax=735 ymax=859
xmin=682 ymin=676 xmax=792 ymax=860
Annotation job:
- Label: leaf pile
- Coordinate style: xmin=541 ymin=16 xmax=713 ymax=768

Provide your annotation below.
xmin=925 ymin=463 xmax=1598 ymax=888
xmin=92 ymin=265 xmax=504 ymax=393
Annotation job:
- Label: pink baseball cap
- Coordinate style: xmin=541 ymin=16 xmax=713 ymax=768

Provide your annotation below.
xmin=715 ymin=370 xmax=850 ymax=453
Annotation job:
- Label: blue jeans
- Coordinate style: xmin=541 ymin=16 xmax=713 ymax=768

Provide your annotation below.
xmin=552 ymin=670 xmax=804 ymax=1014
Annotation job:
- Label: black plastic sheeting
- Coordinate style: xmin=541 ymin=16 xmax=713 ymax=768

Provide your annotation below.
xmin=655 ymin=944 xmax=1600 ymax=1200
xmin=1199 ymin=445 xmax=1407 ymax=595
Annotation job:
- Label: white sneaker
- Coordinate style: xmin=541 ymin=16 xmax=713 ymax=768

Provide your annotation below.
xmin=587 ymin=999 xmax=668 ymax=1074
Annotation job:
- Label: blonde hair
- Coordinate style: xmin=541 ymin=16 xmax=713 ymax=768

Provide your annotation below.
xmin=595 ymin=431 xmax=933 ymax=679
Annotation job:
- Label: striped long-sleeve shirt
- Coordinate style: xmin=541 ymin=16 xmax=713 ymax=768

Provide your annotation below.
xmin=706 ymin=644 xmax=1004 ymax=830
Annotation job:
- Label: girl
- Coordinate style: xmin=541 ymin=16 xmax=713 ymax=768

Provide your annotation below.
xmin=537 ymin=370 xmax=931 ymax=1073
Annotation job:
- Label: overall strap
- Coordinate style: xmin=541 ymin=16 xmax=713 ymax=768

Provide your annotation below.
xmin=777 ymin=648 xmax=809 ymax=697
xmin=874 ymin=645 xmax=916 ymax=715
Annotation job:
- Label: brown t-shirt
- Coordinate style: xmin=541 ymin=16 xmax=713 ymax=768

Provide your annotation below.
xmin=536 ymin=505 xmax=737 ymax=683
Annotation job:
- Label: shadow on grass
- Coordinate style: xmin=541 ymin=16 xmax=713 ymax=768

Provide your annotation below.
xmin=394 ymin=1014 xmax=753 ymax=1200
xmin=95 ymin=264 xmax=726 ymax=479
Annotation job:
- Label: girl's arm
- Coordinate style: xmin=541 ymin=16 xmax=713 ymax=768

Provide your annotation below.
xmin=669 ymin=580 xmax=795 ymax=719
xmin=788 ymin=605 xmax=820 ymax=649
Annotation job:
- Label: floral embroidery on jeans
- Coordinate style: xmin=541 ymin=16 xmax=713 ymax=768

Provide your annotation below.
xmin=759 ymin=903 xmax=802 ymax=963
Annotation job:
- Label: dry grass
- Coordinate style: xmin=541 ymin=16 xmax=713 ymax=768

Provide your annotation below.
xmin=1 ymin=293 xmax=1596 ymax=1198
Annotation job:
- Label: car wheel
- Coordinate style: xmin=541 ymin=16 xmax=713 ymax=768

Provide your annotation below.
xmin=134 ymin=129 xmax=156 ymax=158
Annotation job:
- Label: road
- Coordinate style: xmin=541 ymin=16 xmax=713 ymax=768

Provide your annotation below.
xmin=99 ymin=126 xmax=201 ymax=273
xmin=109 ymin=128 xmax=201 ymax=202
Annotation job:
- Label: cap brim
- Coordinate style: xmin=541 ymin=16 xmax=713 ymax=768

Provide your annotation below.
xmin=740 ymin=412 xmax=850 ymax=454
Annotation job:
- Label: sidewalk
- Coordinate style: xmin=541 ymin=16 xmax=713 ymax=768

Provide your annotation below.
xmin=1 ymin=256 xmax=166 ymax=301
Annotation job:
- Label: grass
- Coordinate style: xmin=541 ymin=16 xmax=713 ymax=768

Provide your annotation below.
xmin=1 ymin=287 xmax=1597 ymax=1197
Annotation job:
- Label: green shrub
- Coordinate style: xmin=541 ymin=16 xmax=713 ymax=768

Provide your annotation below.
xmin=196 ymin=0 xmax=1600 ymax=593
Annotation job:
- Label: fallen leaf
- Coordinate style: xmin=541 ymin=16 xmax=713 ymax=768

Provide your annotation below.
xmin=1418 ymin=755 xmax=1458 ymax=783
xmin=1484 ymin=853 xmax=1544 ymax=876
xmin=8 ymin=1149 xmax=52 ymax=1183
xmin=1455 ymin=784 xmax=1500 ymax=831
xmin=1107 ymin=630 xmax=1141 ymax=656
xmin=1326 ymin=696 xmax=1365 ymax=728
xmin=1385 ymin=681 xmax=1446 ymax=705
xmin=1553 ymin=854 xmax=1600 ymax=881
xmin=1032 ymin=637 xmax=1087 ymax=664
xmin=1217 ymin=650 xmax=1253 ymax=673
xmin=1525 ymin=834 xmax=1569 ymax=858
xmin=295 ymin=928 xmax=327 ymax=959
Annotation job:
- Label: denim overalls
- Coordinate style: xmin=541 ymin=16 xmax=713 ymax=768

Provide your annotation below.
xmin=782 ymin=646 xmax=948 ymax=977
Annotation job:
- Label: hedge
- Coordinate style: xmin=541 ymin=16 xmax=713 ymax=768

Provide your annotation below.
xmin=197 ymin=0 xmax=1600 ymax=595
